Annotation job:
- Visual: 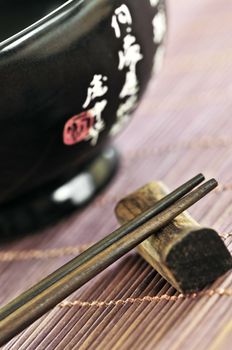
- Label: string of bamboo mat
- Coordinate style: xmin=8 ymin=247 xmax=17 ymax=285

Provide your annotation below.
xmin=0 ymin=175 xmax=218 ymax=345
xmin=122 ymin=135 xmax=232 ymax=162
xmin=0 ymin=231 xmax=231 ymax=261
xmin=59 ymin=288 xmax=232 ymax=308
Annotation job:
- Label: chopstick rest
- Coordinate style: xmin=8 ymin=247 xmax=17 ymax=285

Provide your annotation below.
xmin=115 ymin=181 xmax=232 ymax=293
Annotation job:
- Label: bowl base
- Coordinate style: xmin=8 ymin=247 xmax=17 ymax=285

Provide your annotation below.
xmin=0 ymin=145 xmax=119 ymax=240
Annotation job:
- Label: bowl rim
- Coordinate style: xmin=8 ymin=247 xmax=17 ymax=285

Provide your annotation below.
xmin=0 ymin=0 xmax=83 ymax=50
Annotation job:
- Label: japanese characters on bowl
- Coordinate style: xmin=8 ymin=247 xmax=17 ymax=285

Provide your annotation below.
xmin=63 ymin=75 xmax=108 ymax=146
xmin=110 ymin=4 xmax=143 ymax=136
xmin=63 ymin=0 xmax=167 ymax=147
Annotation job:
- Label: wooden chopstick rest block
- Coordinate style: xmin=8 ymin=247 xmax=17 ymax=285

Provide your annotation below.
xmin=115 ymin=182 xmax=232 ymax=293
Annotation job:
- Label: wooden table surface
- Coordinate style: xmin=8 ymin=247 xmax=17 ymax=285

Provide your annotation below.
xmin=1 ymin=0 xmax=232 ymax=349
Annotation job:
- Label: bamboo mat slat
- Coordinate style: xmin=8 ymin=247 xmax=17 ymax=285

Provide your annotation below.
xmin=1 ymin=0 xmax=232 ymax=349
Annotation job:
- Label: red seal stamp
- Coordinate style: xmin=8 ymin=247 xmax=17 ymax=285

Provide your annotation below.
xmin=63 ymin=110 xmax=95 ymax=145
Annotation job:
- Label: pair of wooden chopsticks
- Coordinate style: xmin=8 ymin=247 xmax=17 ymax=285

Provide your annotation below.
xmin=0 ymin=174 xmax=217 ymax=345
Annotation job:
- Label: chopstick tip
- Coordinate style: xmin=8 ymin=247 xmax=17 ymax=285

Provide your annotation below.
xmin=196 ymin=173 xmax=205 ymax=181
xmin=196 ymin=178 xmax=218 ymax=197
xmin=208 ymin=178 xmax=218 ymax=189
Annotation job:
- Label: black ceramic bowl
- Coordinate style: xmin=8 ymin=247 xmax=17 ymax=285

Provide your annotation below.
xmin=0 ymin=0 xmax=167 ymax=234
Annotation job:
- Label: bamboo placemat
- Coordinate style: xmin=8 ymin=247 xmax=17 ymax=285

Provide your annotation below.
xmin=1 ymin=0 xmax=232 ymax=349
